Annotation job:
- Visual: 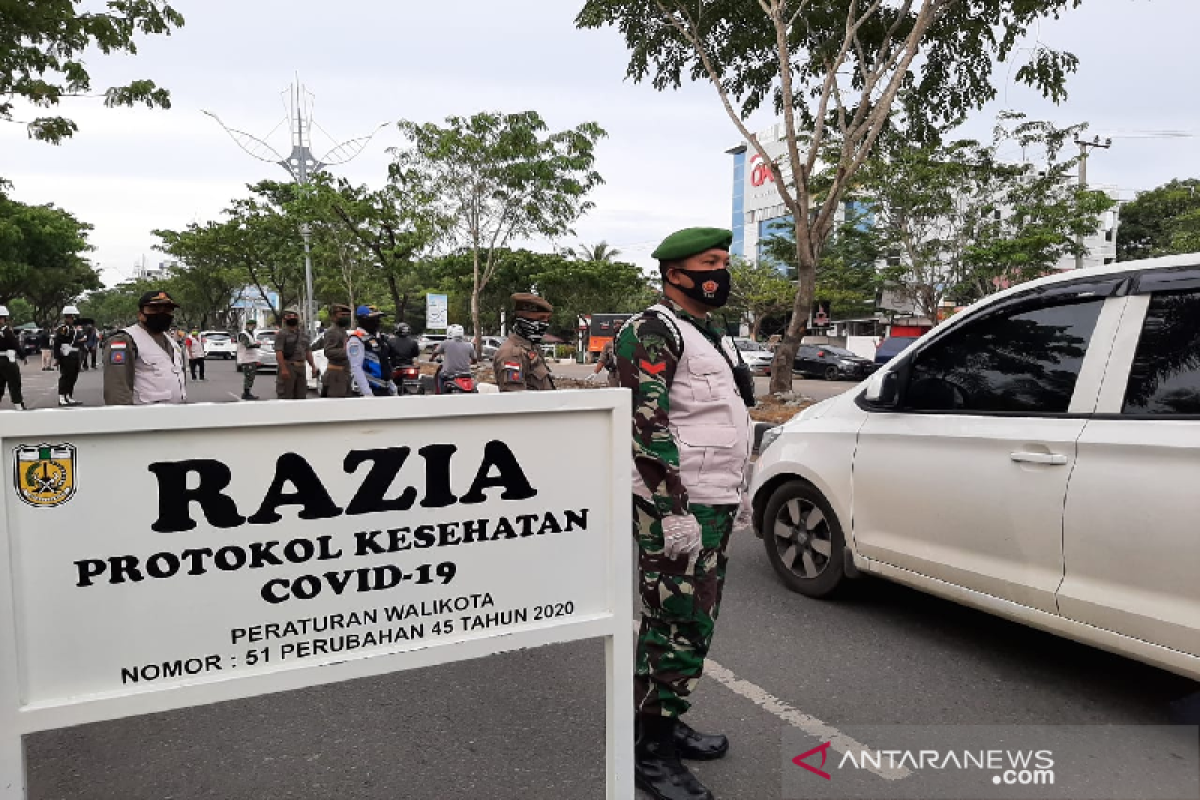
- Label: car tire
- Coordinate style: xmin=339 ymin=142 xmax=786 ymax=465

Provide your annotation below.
xmin=762 ymin=480 xmax=846 ymax=598
xmin=823 ymin=365 xmax=840 ymax=381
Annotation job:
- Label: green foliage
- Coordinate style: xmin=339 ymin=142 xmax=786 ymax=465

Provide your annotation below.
xmin=577 ymin=0 xmax=1085 ymax=392
xmin=725 ymin=256 xmax=795 ymax=339
xmin=1116 ymin=179 xmax=1200 ymax=261
xmin=392 ymin=111 xmax=606 ymax=349
xmin=2 ymin=1 xmax=184 ymax=143
xmin=0 ymin=188 xmax=99 ymax=323
xmin=860 ymin=114 xmax=1115 ymax=316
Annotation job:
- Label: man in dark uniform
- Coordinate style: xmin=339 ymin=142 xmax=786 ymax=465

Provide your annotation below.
xmin=493 ymin=293 xmax=555 ymax=392
xmin=54 ymin=305 xmax=86 ymax=406
xmin=275 ymin=310 xmax=318 ymax=399
xmin=322 ymin=303 xmax=352 ymax=398
xmin=0 ymin=306 xmax=27 ymax=410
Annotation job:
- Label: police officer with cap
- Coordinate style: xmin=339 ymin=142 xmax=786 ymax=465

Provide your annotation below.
xmin=322 ymin=303 xmax=353 ymax=397
xmin=0 ymin=306 xmax=27 ymax=410
xmin=103 ymin=290 xmax=187 ymax=406
xmin=493 ymin=293 xmax=555 ymax=392
xmin=615 ymin=227 xmax=755 ymax=800
xmin=275 ymin=310 xmax=317 ymax=399
xmin=347 ymin=305 xmax=396 ymax=397
xmin=54 ymin=305 xmax=87 ymax=406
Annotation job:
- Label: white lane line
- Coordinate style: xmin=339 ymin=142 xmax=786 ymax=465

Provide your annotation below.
xmin=702 ymin=658 xmax=910 ymax=780
xmin=629 ymin=620 xmax=909 ymax=780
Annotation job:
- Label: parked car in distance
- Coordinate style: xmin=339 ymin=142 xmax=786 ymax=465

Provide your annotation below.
xmin=252 ymin=329 xmax=278 ymax=373
xmin=751 ymin=253 xmax=1200 ymax=683
xmin=308 ymin=335 xmax=327 ymax=392
xmin=732 ymin=338 xmax=774 ymax=375
xmin=794 ymin=344 xmax=878 ymax=381
xmin=873 ymin=335 xmax=919 ymax=365
xmin=480 ymin=336 xmax=505 ymax=359
xmin=200 ymin=330 xmax=236 ymax=360
xmin=419 ymin=333 xmax=447 ymax=354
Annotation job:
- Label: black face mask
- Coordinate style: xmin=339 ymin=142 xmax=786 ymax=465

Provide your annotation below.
xmin=285 ymin=318 xmax=299 ymax=327
xmin=144 ymin=314 xmax=173 ymax=333
xmin=335 ymin=316 xmax=350 ymax=328
xmin=514 ymin=317 xmax=550 ymax=342
xmin=670 ymin=267 xmax=732 ymax=309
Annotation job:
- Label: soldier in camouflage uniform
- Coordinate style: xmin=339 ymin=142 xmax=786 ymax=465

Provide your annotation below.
xmin=616 ymin=227 xmax=754 ymax=800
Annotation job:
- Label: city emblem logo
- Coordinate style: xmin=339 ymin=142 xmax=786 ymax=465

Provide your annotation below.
xmin=13 ymin=443 xmax=77 ymax=509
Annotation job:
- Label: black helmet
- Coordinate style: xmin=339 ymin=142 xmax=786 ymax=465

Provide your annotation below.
xmin=396 ymin=322 xmax=412 ymax=337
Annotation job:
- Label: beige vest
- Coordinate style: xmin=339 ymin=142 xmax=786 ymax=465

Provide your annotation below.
xmin=632 ymin=305 xmax=752 ymax=505
xmin=125 ymin=324 xmax=186 ymax=405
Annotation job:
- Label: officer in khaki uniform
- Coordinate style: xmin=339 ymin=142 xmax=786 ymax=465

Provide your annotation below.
xmin=493 ymin=293 xmax=555 ymax=392
xmin=321 ymin=304 xmax=352 ymax=397
xmin=275 ymin=310 xmax=318 ymax=399
xmin=103 ymin=290 xmax=187 ymax=406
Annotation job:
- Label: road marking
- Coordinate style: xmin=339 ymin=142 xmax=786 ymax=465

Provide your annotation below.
xmin=702 ymin=658 xmax=909 ymax=780
xmin=629 ymin=620 xmax=908 ymax=780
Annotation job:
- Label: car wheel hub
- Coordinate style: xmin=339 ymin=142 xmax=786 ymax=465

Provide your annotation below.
xmin=773 ymin=498 xmax=831 ymax=580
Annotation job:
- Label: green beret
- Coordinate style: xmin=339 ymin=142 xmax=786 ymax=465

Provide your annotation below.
xmin=651 ymin=227 xmax=733 ymax=261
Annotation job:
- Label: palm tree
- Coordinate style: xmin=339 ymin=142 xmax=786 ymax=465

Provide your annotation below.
xmin=571 ymin=241 xmax=621 ymax=262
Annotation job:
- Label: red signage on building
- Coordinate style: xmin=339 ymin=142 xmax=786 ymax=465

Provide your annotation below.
xmin=750 ymin=153 xmax=775 ymax=188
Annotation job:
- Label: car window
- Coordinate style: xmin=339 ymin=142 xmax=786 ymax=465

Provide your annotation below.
xmin=905 ymin=298 xmax=1104 ymax=414
xmin=1122 ymin=289 xmax=1200 ymax=415
xmin=823 ymin=346 xmax=855 ymax=357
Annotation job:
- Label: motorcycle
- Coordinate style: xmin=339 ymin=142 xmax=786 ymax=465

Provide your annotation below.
xmin=435 ymin=370 xmax=478 ymax=395
xmin=392 ymin=364 xmax=424 ymax=395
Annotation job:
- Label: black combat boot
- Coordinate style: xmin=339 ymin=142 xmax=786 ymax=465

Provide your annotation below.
xmin=673 ymin=718 xmax=729 ymax=761
xmin=635 ymin=715 xmax=715 ymax=800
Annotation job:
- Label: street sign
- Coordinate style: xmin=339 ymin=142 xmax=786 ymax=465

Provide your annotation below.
xmin=0 ymin=392 xmax=633 ymax=798
xmin=426 ymin=294 xmax=448 ymax=330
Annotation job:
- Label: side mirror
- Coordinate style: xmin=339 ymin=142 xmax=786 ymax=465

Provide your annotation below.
xmin=862 ymin=369 xmax=900 ymax=408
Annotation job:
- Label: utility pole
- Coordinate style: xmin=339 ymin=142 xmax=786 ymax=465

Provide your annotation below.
xmin=1074 ymin=135 xmax=1112 ymax=271
xmin=204 ymin=79 xmax=385 ymax=335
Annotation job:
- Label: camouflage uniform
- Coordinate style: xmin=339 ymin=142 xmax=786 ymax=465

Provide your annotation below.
xmin=615 ymin=297 xmax=738 ymax=719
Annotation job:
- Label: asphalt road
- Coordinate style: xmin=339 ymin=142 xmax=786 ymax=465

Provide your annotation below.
xmin=12 ymin=357 xmax=1197 ymax=799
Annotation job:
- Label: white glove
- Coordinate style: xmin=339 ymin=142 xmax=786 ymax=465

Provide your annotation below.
xmin=387 ymin=381 xmax=399 ymax=396
xmin=734 ymin=493 xmax=754 ymax=531
xmin=661 ymin=514 xmax=703 ymax=561
xmin=585 ymin=372 xmax=598 ymax=382
xmin=4 ymin=350 xmax=14 ymax=363
xmin=59 ymin=344 xmax=71 ymax=357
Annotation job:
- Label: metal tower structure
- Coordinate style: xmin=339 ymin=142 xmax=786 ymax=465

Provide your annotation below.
xmin=204 ymin=79 xmax=385 ymax=332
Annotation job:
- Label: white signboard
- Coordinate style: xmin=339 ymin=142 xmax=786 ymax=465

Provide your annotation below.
xmin=0 ymin=393 xmax=632 ymax=798
xmin=426 ymin=293 xmax=449 ymax=329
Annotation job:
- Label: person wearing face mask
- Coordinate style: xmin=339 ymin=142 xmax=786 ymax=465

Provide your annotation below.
xmin=102 ymin=290 xmax=187 ymax=406
xmin=274 ymin=310 xmax=318 ymax=399
xmin=321 ymin=303 xmax=353 ymax=398
xmin=346 ymin=305 xmax=397 ymax=397
xmin=614 ymin=228 xmax=754 ymax=800
xmin=493 ymin=293 xmax=556 ymax=392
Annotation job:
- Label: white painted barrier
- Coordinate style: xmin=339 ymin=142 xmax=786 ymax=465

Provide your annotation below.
xmin=0 ymin=391 xmax=634 ymax=798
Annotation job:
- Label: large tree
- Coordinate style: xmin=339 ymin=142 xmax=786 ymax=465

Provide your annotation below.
xmin=578 ymin=0 xmax=1086 ymax=392
xmin=392 ymin=111 xmax=605 ymax=353
xmin=862 ymin=115 xmax=1115 ymax=317
xmin=2 ymin=1 xmax=184 ymax=144
xmin=0 ymin=190 xmax=97 ymax=320
xmin=1116 ymin=179 xmax=1200 ymax=262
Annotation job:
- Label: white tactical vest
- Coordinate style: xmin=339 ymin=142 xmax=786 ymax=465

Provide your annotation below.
xmin=125 ymin=324 xmax=186 ymax=405
xmin=632 ymin=304 xmax=752 ymax=505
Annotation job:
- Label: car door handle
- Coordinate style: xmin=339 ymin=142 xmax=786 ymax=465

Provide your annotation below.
xmin=1010 ymin=451 xmax=1068 ymax=465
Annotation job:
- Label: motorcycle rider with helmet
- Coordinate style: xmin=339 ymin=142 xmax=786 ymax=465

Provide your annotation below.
xmin=388 ymin=322 xmax=421 ymax=367
xmin=432 ymin=324 xmax=477 ymax=393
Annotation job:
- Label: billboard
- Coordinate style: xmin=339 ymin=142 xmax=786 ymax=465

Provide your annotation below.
xmin=426 ymin=294 xmax=449 ymax=330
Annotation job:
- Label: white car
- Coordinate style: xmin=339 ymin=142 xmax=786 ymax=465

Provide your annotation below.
xmin=252 ymin=329 xmax=279 ymax=373
xmin=200 ymin=330 xmax=235 ymax=359
xmin=481 ymin=336 xmax=504 ymax=359
xmin=750 ymin=253 xmax=1200 ymax=682
xmin=419 ymin=333 xmax=446 ymax=354
xmin=732 ymin=337 xmax=773 ymax=375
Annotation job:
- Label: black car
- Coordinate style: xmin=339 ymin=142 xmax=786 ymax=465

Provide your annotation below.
xmin=794 ymin=344 xmax=879 ymax=381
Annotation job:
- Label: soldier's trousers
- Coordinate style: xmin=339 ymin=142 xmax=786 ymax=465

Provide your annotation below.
xmin=0 ymin=360 xmax=22 ymax=405
xmin=241 ymin=362 xmax=258 ymax=395
xmin=276 ymin=362 xmax=307 ymax=399
xmin=58 ymin=356 xmax=80 ymax=396
xmin=323 ymin=365 xmax=351 ymax=397
xmin=633 ymin=496 xmax=736 ymax=719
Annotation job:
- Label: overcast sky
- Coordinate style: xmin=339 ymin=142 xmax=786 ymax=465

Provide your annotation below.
xmin=3 ymin=0 xmax=1198 ymax=287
